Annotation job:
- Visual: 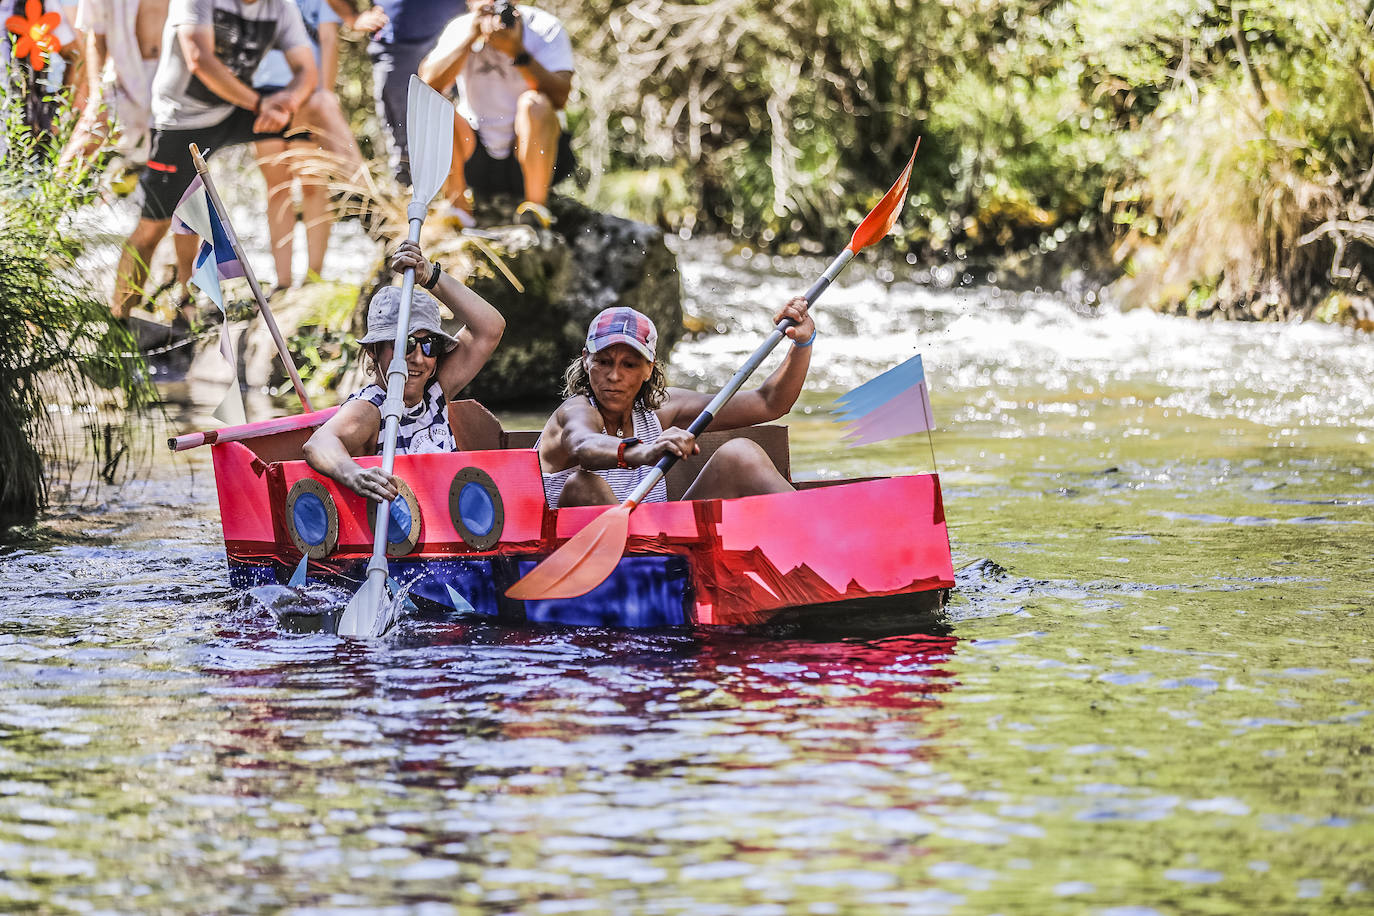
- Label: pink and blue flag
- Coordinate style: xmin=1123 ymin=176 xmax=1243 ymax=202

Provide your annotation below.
xmin=831 ymin=353 xmax=935 ymax=446
xmin=171 ymin=174 xmax=246 ymax=425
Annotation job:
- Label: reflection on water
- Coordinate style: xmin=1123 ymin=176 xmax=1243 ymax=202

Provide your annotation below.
xmin=2 ymin=240 xmax=1372 ymax=913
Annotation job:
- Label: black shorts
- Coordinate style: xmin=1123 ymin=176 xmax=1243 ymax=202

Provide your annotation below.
xmin=139 ymin=106 xmax=287 ymax=220
xmin=465 ymin=131 xmax=575 ymax=197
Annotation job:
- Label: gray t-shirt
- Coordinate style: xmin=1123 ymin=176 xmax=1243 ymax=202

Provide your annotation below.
xmin=151 ymin=0 xmax=309 ymax=130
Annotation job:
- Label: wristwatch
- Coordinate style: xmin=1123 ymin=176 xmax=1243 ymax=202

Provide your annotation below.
xmin=617 ymin=437 xmax=640 ymax=469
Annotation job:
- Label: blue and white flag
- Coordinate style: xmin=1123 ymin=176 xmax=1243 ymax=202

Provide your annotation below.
xmin=172 ymin=175 xmax=246 ymax=425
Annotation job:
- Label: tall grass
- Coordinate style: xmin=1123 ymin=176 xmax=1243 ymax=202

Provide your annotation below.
xmin=0 ymin=77 xmax=158 ymax=533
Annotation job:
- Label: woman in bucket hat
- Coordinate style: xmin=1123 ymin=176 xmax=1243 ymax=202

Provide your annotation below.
xmin=536 ymin=296 xmax=815 ymax=508
xmin=303 ymin=240 xmax=505 ymax=501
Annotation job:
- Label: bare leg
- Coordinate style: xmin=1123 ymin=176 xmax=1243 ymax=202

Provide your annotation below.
xmin=556 ymin=469 xmax=617 ymax=507
xmin=113 ymin=217 xmax=171 ymax=319
xmin=681 ymin=438 xmax=794 ymax=501
xmin=298 ymin=148 xmax=330 ymax=279
xmin=513 ymin=90 xmax=560 ymax=206
xmin=58 ymin=105 xmax=111 ymax=172
xmin=297 ymin=90 xmax=364 ymax=177
xmin=254 ymin=137 xmax=295 ymax=290
xmin=444 ymin=117 xmax=478 ymax=214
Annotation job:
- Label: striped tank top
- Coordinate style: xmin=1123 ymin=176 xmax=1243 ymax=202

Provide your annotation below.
xmin=540 ymin=399 xmax=669 ymax=507
xmin=348 ymin=380 xmax=456 ymax=454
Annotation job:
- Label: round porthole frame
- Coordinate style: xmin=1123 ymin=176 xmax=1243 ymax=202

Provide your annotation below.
xmin=285 ymin=478 xmax=339 ymax=559
xmin=374 ymin=478 xmax=422 ymax=557
xmin=448 ymin=466 xmax=505 ymax=551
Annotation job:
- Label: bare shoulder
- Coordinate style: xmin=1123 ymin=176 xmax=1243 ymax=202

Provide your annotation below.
xmin=321 ymin=398 xmax=382 ymax=454
xmin=657 ymin=386 xmax=709 ymax=428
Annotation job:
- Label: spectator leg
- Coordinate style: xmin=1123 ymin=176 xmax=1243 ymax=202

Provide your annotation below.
xmin=514 ymin=90 xmax=560 ymax=206
xmin=113 ymin=218 xmax=171 ymax=319
xmin=253 ymin=137 xmax=296 ymax=290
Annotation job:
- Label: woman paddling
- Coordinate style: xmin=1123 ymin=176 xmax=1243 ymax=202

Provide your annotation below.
xmin=303 ymin=240 xmax=505 ymax=500
xmin=536 ymin=301 xmax=815 ymax=507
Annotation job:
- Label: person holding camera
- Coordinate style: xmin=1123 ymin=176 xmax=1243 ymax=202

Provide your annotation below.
xmin=418 ymin=0 xmax=574 ymax=229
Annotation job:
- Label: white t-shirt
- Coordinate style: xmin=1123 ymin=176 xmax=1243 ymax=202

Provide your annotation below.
xmin=429 ymin=4 xmax=573 ymax=158
xmin=150 ymin=0 xmax=309 ymax=130
xmin=75 ymin=0 xmax=157 ymax=137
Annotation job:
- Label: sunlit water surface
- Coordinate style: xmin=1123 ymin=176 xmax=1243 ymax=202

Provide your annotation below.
xmin=2 ymin=237 xmax=1372 ymax=914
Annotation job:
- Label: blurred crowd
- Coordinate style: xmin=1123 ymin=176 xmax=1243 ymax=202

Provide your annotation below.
xmin=2 ymin=0 xmax=574 ymax=325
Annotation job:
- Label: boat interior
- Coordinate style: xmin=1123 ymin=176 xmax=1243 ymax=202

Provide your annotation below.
xmin=232 ymin=400 xmax=811 ymax=499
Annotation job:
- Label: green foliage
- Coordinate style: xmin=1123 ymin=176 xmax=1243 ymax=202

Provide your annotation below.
xmin=0 ymin=80 xmax=157 ymax=533
xmin=539 ymin=0 xmax=1373 ymax=315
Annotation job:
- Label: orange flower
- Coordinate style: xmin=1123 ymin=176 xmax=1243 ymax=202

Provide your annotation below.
xmin=5 ymin=0 xmax=63 ymax=70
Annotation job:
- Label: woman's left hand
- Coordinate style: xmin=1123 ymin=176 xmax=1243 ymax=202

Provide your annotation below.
xmin=775 ymin=295 xmax=815 ymax=344
xmin=389 ymin=240 xmax=433 ymax=286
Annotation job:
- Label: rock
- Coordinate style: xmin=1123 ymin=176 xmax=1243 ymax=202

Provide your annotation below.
xmin=356 ymin=195 xmax=684 ymax=405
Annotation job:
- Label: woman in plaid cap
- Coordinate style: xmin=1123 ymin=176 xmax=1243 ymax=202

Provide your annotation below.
xmin=303 ymin=240 xmax=505 ymax=501
xmin=536 ymin=297 xmax=816 ymax=507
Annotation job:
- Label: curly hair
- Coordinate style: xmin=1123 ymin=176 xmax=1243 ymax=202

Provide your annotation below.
xmin=562 ymin=353 xmax=668 ymax=409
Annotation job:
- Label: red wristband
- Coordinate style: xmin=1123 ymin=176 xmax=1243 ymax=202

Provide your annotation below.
xmin=617 ymin=437 xmax=640 ymax=469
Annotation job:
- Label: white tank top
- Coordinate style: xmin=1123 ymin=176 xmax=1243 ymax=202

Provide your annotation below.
xmin=539 ymin=399 xmax=669 ymax=507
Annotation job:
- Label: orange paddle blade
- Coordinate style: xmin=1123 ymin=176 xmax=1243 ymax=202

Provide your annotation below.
xmin=847 ymin=139 xmax=920 ymax=254
xmin=505 ymin=504 xmax=633 ymax=600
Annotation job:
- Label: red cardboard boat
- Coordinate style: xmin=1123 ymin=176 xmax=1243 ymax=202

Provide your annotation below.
xmin=174 ymin=401 xmax=954 ymax=629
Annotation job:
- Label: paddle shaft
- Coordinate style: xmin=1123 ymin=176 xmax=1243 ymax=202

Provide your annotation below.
xmin=362 ymin=215 xmax=424 ymax=580
xmin=622 ymin=247 xmax=856 ymax=508
xmin=189 ymin=144 xmax=313 ymax=412
xmin=169 ymin=405 xmax=339 ymax=451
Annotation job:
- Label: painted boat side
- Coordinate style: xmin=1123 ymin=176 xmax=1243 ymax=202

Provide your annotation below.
xmin=211 ymin=437 xmax=954 ymax=629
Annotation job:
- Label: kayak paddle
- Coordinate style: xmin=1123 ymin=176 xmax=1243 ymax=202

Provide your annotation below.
xmin=506 ymin=141 xmax=921 ymax=602
xmin=337 ymin=76 xmax=455 ymax=638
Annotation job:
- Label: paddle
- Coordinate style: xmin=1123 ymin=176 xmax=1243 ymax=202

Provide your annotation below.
xmin=506 ymin=141 xmax=921 ymax=602
xmin=337 ymin=76 xmax=455 ymax=638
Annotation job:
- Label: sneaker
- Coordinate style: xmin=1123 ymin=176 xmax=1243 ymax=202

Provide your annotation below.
xmin=439 ymin=202 xmax=476 ymax=228
xmin=514 ymin=200 xmax=553 ymax=229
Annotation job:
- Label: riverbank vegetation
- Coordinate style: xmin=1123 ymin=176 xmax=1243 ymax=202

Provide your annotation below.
xmin=0 ymin=96 xmax=157 ymax=532
xmin=538 ymin=0 xmax=1373 ymax=324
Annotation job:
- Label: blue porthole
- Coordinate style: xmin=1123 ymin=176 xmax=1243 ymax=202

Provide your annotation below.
xmin=458 ymin=481 xmax=495 ymax=536
xmin=388 ymin=495 xmax=412 ymax=542
xmin=381 ymin=478 xmax=423 ymax=557
xmin=285 ymin=478 xmax=339 ymax=559
xmin=449 ymin=467 xmax=504 ymax=550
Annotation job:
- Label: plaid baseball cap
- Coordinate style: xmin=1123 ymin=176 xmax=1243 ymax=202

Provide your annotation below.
xmin=585 ymin=307 xmax=657 ymax=361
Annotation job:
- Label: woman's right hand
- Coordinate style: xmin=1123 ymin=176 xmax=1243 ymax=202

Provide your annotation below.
xmin=633 ymin=427 xmax=698 ymax=465
xmin=344 ymin=464 xmax=400 ymax=502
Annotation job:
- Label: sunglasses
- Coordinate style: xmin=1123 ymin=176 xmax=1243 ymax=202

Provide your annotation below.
xmin=405 ymin=334 xmax=438 ymax=357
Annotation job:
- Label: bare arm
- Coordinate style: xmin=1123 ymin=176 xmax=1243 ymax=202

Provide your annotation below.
xmin=482 ymin=10 xmax=571 ymax=107
xmin=84 ymin=31 xmax=106 ymax=100
xmin=514 ymin=59 xmax=570 ymax=109
xmin=324 ymin=0 xmax=386 ymax=32
xmin=178 ymin=23 xmax=259 ymax=110
xmin=539 ymin=397 xmax=621 ymax=474
xmin=389 ymin=242 xmax=505 ymax=401
xmin=659 ymin=296 xmax=815 ymax=432
xmin=418 ymin=16 xmax=477 ymax=91
xmin=302 ymin=400 xmax=399 ymax=501
xmin=318 ymin=21 xmax=339 ymax=89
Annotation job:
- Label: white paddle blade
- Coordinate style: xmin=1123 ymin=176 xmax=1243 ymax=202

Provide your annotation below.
xmin=338 ymin=573 xmax=387 ymax=637
xmin=406 ymin=75 xmax=455 ymax=207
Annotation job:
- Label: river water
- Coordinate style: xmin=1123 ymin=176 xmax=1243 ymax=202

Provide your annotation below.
xmin=2 ymin=233 xmax=1372 ymax=914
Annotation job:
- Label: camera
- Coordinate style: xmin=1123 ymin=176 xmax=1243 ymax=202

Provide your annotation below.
xmin=492 ymin=0 xmax=517 ymax=28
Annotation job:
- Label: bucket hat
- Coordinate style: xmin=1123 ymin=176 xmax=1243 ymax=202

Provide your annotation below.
xmin=359 ymin=286 xmax=459 ymax=351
